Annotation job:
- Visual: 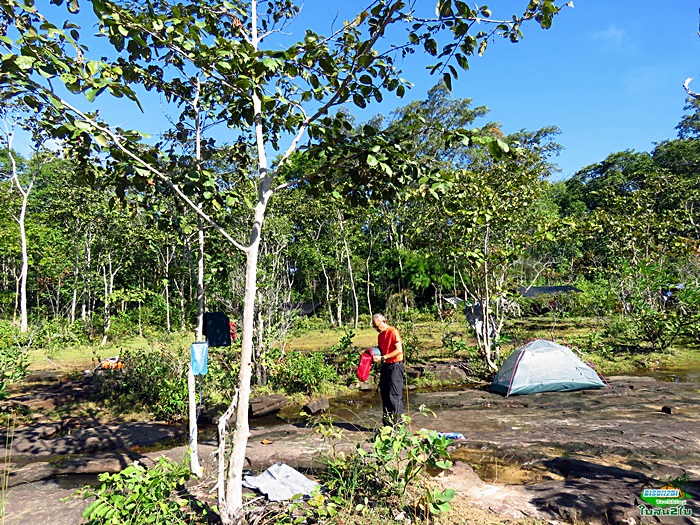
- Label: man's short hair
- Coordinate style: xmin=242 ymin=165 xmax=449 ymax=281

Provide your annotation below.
xmin=372 ymin=313 xmax=385 ymax=324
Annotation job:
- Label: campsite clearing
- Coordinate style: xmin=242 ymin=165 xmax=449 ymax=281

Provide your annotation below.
xmin=2 ymin=374 xmax=699 ymax=525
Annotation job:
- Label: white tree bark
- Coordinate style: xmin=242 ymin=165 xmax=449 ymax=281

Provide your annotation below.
xmin=338 ymin=211 xmax=359 ymax=329
xmin=2 ymin=119 xmax=33 ymax=333
xmin=100 ymin=254 xmax=121 ymax=346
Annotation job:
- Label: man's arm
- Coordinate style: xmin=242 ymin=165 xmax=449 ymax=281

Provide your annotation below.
xmin=384 ymin=340 xmax=403 ymax=361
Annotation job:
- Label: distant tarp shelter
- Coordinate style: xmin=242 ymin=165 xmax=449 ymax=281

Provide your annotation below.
xmin=519 ymin=286 xmax=581 ymax=298
xmin=491 ymin=339 xmax=606 ymax=396
xmin=464 ymin=303 xmax=495 ymax=338
xmin=443 ymin=296 xmax=465 ymax=308
xmin=281 ymin=301 xmax=324 ymax=316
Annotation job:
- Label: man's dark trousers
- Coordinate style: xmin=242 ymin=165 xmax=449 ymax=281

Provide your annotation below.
xmin=380 ymin=362 xmax=404 ymax=427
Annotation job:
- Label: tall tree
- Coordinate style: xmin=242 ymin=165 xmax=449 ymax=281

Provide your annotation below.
xmin=0 ymin=111 xmax=33 ymax=333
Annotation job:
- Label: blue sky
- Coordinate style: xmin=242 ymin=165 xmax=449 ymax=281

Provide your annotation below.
xmin=289 ymin=0 xmax=700 ymax=179
xmin=11 ymin=1 xmax=700 ymax=181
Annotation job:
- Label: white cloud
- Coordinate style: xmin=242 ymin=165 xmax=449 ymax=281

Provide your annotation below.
xmin=589 ymin=25 xmax=626 ymax=50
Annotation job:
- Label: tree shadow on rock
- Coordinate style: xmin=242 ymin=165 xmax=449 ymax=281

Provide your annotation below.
xmin=525 ymin=457 xmax=652 ymax=524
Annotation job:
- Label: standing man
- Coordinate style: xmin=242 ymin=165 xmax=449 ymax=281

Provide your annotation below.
xmin=372 ymin=313 xmax=404 ymax=427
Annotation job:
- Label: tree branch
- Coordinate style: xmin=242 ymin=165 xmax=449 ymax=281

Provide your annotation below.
xmin=55 ymin=97 xmax=250 ymax=253
xmin=684 ymin=78 xmax=700 ymax=100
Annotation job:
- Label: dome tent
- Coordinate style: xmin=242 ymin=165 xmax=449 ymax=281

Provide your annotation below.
xmin=491 ymin=339 xmax=607 ymax=396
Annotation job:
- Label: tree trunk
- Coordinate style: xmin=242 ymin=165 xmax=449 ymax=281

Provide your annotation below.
xmin=164 ymin=246 xmax=171 ymax=333
xmin=365 ymin=230 xmax=375 ymax=321
xmin=313 ymin=223 xmax=334 ymax=326
xmin=100 ymin=255 xmax=120 ymax=346
xmin=6 ymin=147 xmax=32 ymax=333
xmin=221 ymin=24 xmax=275 ymax=513
xmin=338 ymin=211 xmax=359 ymax=329
xmin=222 ymin=188 xmax=270 ymax=523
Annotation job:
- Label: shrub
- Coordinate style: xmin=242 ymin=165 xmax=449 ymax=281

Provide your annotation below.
xmin=441 ymin=332 xmax=470 ymax=359
xmin=93 ymin=346 xmax=188 ymax=422
xmin=291 ymin=314 xmax=328 ymax=334
xmin=203 ymin=342 xmax=241 ymax=404
xmin=0 ymin=321 xmax=30 ymax=400
xmin=77 ymin=457 xmax=207 ymax=525
xmin=395 ymin=320 xmax=420 ymax=363
xmin=30 ymin=318 xmax=90 ymax=356
xmin=329 ymin=329 xmax=357 ymax=376
xmin=305 ymin=412 xmax=455 ymax=523
xmin=269 ymin=350 xmax=338 ymax=395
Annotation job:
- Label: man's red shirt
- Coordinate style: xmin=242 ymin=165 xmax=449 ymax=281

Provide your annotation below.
xmin=378 ymin=326 xmax=403 ymax=363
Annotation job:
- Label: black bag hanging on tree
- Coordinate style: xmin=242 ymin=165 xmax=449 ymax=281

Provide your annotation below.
xmin=203 ymin=312 xmax=231 ymax=347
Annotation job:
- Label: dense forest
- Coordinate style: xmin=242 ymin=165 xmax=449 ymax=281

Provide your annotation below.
xmin=3 ymin=86 xmax=700 ymax=361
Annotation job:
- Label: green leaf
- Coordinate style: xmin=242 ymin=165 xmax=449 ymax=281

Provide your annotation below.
xmin=15 ymin=55 xmax=35 ymax=70
xmin=353 ymin=93 xmax=366 ymax=108
xmin=442 ymin=72 xmax=452 ymax=91
xmin=262 ymin=57 xmax=279 ymax=70
xmin=94 ymin=134 xmax=109 ymax=148
xmin=366 ymin=154 xmax=378 ymax=167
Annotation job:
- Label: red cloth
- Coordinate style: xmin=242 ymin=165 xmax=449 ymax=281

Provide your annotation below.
xmin=356 ymin=349 xmax=375 ymax=382
xmin=378 ymin=326 xmax=402 ymax=363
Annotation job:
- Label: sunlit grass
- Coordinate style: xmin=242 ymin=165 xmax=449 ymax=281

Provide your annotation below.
xmin=26 ymin=332 xmax=194 ymax=372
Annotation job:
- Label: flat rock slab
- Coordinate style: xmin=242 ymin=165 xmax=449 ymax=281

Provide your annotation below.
xmin=4 ymin=377 xmax=700 ymax=525
xmin=3 ymin=421 xmax=183 ymax=460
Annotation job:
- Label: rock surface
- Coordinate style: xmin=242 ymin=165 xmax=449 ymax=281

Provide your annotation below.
xmin=249 ymin=394 xmax=288 ymax=417
xmin=3 ymin=376 xmax=700 ymax=524
xmin=302 ymin=397 xmax=330 ymax=415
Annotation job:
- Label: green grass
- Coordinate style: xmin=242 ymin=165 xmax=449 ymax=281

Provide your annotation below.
xmin=20 ymin=315 xmax=700 ymax=383
xmin=26 ymin=332 xmax=194 ymax=372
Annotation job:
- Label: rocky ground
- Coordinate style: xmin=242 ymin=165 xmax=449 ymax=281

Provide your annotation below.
xmin=1 ymin=372 xmax=699 ymax=525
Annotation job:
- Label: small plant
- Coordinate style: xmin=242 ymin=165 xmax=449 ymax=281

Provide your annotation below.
xmin=0 ymin=322 xmax=30 ymax=400
xmin=329 ymin=328 xmax=356 ymax=376
xmin=422 ymin=486 xmax=455 ymax=516
xmin=371 ymin=420 xmax=453 ymax=496
xmin=75 ymin=457 xmax=206 ymax=525
xmin=441 ymin=332 xmax=469 ymax=359
xmin=311 ymin=408 xmax=456 ymax=523
xmin=396 ymin=320 xmax=420 ymax=363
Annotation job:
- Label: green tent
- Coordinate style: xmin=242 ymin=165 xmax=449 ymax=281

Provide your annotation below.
xmin=491 ymin=339 xmax=607 ymax=396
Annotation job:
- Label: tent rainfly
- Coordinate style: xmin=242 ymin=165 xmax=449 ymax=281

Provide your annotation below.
xmin=491 ymin=339 xmax=607 ymax=396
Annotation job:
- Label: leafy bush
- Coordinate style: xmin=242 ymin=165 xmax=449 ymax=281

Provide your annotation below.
xmin=29 ymin=318 xmax=90 ymax=356
xmin=610 ymin=264 xmax=700 ymax=351
xmin=93 ymin=346 xmax=188 ymax=422
xmin=269 ymin=350 xmax=338 ymax=395
xmin=203 ymin=342 xmax=241 ymax=404
xmin=570 ymin=278 xmax=619 ymax=316
xmin=291 ymin=314 xmax=328 ymax=334
xmin=304 ymin=412 xmax=455 ymax=523
xmin=0 ymin=321 xmax=30 ymax=400
xmin=603 ymin=314 xmax=637 ymax=341
xmin=441 ymin=332 xmax=470 ymax=359
xmin=77 ymin=457 xmax=206 ymax=525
